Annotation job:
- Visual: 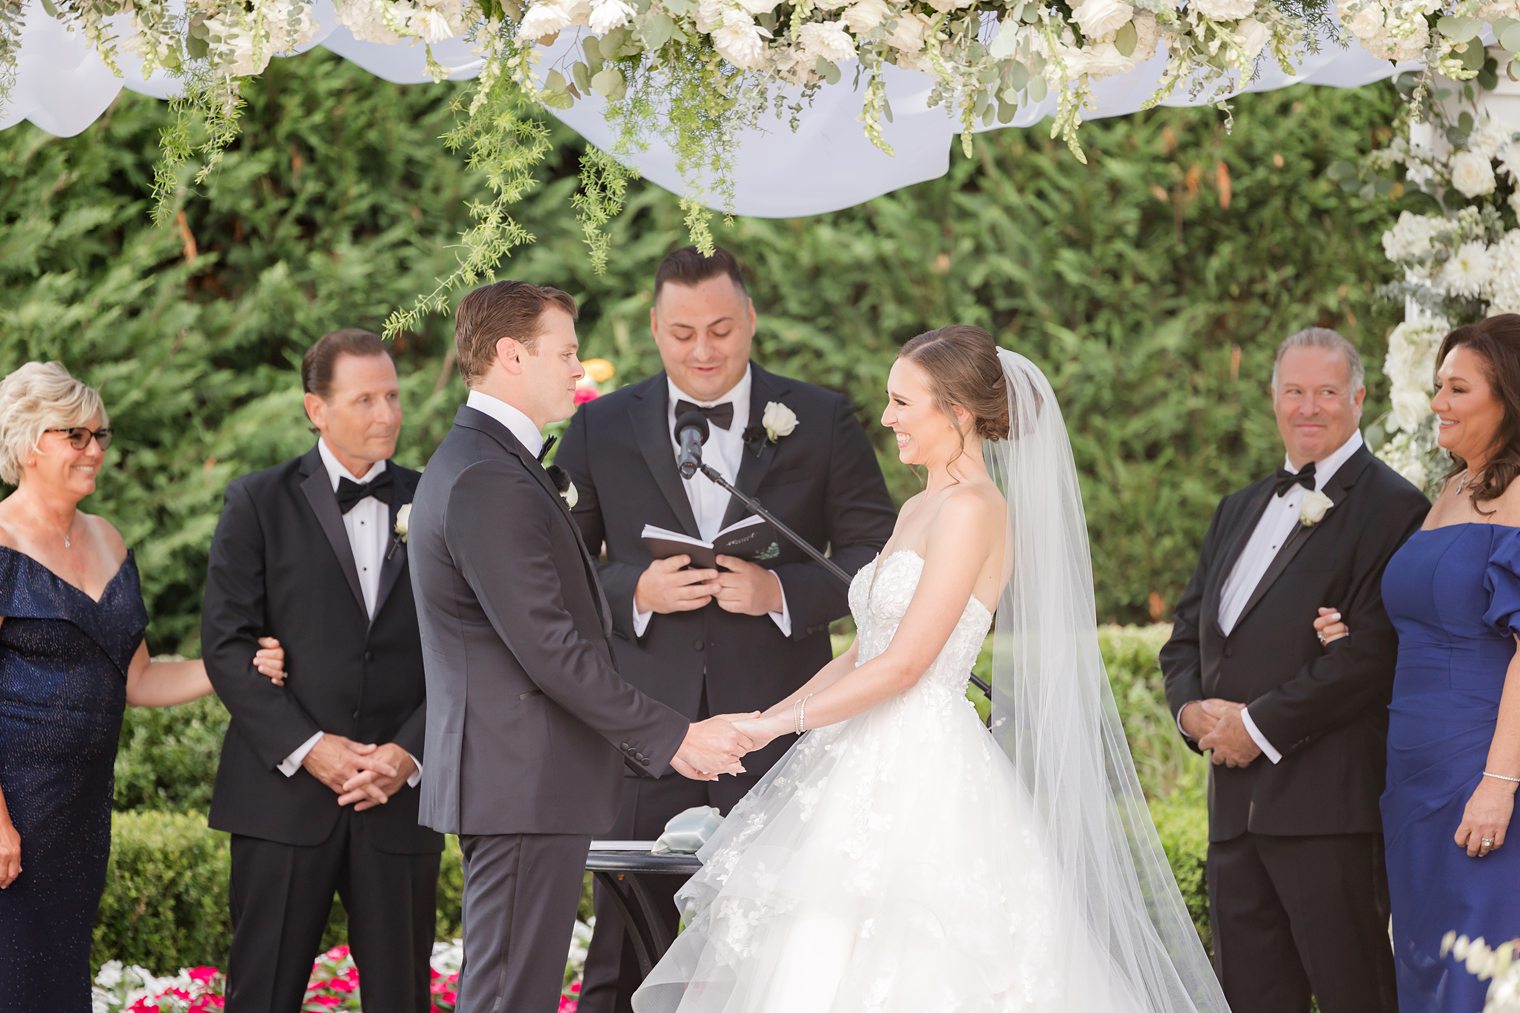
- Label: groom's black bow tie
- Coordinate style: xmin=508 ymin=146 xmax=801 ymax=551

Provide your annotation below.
xmin=674 ymin=399 xmax=735 ymax=431
xmin=537 ymin=435 xmax=557 ymax=463
xmin=336 ymin=470 xmax=394 ymax=513
xmin=1272 ymin=461 xmax=1317 ymax=498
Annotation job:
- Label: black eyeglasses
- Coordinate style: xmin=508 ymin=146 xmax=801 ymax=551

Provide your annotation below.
xmin=44 ymin=427 xmax=113 ymax=451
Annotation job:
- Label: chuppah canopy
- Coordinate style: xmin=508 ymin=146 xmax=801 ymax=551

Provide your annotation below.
xmin=3 ymin=0 xmax=1417 ymax=217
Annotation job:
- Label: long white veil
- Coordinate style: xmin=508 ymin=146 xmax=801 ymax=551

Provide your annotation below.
xmin=986 ymin=348 xmax=1229 ymax=1012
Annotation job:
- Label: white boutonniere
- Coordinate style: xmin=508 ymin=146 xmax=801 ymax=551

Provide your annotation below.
xmin=761 ymin=401 xmax=798 ymax=442
xmin=545 ymin=464 xmax=578 ymax=509
xmin=562 ymin=480 xmax=579 ymax=510
xmin=394 ymin=503 xmax=412 ymax=543
xmin=1300 ymin=489 xmax=1334 ymax=527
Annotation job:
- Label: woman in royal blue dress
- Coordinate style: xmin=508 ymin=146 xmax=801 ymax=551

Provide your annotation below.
xmin=1320 ymin=314 xmax=1520 ymax=1012
xmin=0 ymin=362 xmax=288 ymax=1010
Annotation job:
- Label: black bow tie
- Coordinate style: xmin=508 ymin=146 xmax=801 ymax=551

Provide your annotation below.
xmin=336 ymin=470 xmax=394 ymax=514
xmin=1273 ymin=462 xmax=1316 ymax=498
xmin=537 ymin=435 xmax=557 ymax=463
xmin=674 ymin=400 xmax=735 ymax=431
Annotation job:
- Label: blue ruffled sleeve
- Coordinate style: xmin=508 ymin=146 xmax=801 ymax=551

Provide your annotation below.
xmin=1483 ymin=529 xmax=1520 ymax=637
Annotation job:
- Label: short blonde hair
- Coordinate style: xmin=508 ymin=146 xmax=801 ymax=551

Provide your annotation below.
xmin=0 ymin=362 xmax=108 ymax=485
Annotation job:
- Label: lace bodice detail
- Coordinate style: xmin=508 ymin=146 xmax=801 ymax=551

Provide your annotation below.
xmin=848 ymin=550 xmax=992 ymax=701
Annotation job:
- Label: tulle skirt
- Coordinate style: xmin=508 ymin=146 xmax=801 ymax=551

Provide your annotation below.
xmin=632 ymin=681 xmax=1141 ymax=1013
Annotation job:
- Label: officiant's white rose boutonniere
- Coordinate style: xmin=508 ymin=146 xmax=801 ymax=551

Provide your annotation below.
xmin=762 ymin=401 xmax=798 ymax=443
xmin=1300 ymin=490 xmax=1335 ymax=527
xmin=394 ymin=503 xmax=412 ymax=543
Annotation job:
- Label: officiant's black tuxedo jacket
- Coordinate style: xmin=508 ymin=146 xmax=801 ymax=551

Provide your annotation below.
xmin=202 ymin=446 xmax=441 ymax=854
xmin=1160 ymin=445 xmax=1428 ymax=841
xmin=556 ymin=364 xmax=897 ymax=785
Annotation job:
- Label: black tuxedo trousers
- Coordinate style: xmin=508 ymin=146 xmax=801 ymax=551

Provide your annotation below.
xmin=1161 ymin=446 xmax=1428 ymax=1013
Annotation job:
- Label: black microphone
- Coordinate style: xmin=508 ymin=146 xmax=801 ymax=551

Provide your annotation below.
xmin=675 ymin=411 xmax=710 ymax=479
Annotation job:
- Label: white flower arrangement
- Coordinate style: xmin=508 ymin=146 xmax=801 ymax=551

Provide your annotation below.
xmin=1442 ymin=932 xmax=1520 ymax=1011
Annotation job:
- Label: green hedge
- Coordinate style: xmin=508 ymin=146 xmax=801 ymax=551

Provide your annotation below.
xmin=103 ymin=624 xmax=1217 ymax=971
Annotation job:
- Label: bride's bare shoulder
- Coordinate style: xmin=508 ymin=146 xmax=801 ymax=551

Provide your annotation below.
xmin=933 ymin=482 xmax=1003 ymax=535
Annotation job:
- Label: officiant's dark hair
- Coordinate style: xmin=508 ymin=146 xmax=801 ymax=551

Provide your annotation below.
xmin=900 ymin=325 xmax=1011 ymax=444
xmin=302 ymin=328 xmax=389 ymax=401
xmin=654 ymin=246 xmax=749 ymax=300
xmin=1437 ymin=313 xmax=1520 ymax=511
xmin=454 ymin=281 xmax=579 ymax=386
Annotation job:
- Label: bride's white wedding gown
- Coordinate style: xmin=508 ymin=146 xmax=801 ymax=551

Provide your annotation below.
xmin=633 ymin=549 xmax=1144 ymax=1012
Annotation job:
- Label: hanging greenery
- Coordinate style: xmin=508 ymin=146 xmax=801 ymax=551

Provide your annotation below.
xmin=4 ymin=0 xmax=1505 ymax=327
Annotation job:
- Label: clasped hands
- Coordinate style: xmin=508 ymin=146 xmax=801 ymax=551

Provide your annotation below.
xmin=636 ymin=555 xmax=782 ymax=617
xmin=670 ymin=711 xmax=790 ymax=782
xmin=1183 ymin=699 xmax=1262 ymax=768
xmin=302 ymin=735 xmax=416 ymax=811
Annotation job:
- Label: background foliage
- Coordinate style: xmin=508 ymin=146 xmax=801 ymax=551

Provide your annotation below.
xmin=0 ymin=51 xmax=1407 ymax=640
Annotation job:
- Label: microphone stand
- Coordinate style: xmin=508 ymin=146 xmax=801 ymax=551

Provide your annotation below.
xmin=698 ymin=463 xmax=994 ymax=700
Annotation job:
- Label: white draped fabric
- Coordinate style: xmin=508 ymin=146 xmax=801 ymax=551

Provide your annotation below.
xmin=3 ymin=0 xmax=1415 ymax=216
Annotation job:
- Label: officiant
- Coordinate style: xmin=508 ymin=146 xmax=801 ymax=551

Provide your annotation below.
xmin=558 ymin=245 xmax=896 ymax=1013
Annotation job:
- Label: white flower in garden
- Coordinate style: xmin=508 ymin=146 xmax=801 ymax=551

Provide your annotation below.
xmin=518 ymin=0 xmax=573 ymax=39
xmin=1450 ymin=150 xmax=1498 ymax=198
xmin=712 ymin=11 xmax=770 ymax=69
xmin=1236 ymin=18 xmax=1271 ymax=60
xmin=1191 ymin=0 xmax=1256 ymax=22
xmin=1384 ymin=319 xmax=1445 ymax=432
xmin=798 ymin=20 xmax=857 ymax=63
xmin=843 ymin=0 xmax=893 ymax=35
xmin=1341 ymin=2 xmax=1383 ymax=39
xmin=1499 ymin=142 xmax=1520 ymax=182
xmin=1485 ymin=233 xmax=1520 ymax=314
xmin=1442 ymin=240 xmax=1493 ymax=298
xmin=1071 ymin=0 xmax=1133 ymax=41
xmin=1382 ymin=211 xmax=1445 ymax=264
xmin=589 ymin=0 xmax=636 ymax=33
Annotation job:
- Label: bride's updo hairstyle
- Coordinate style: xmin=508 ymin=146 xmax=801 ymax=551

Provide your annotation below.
xmin=899 ymin=325 xmax=1011 ymax=442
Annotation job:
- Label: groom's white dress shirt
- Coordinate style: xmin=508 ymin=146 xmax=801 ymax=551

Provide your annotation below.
xmin=277 ymin=438 xmax=423 ymax=784
xmin=467 ymin=389 xmax=546 ymax=458
xmin=1204 ymin=429 xmax=1364 ymax=764
xmin=631 ymin=366 xmax=791 ymax=638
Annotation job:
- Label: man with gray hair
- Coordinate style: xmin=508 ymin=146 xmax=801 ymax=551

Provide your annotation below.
xmin=1160 ymin=328 xmax=1428 ymax=1013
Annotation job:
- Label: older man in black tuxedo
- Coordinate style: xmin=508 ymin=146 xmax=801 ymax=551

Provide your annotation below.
xmin=1161 ymin=328 xmax=1429 ymax=1013
xmin=203 ymin=329 xmax=442 ymax=1013
xmin=559 ymin=245 xmax=897 ymax=1013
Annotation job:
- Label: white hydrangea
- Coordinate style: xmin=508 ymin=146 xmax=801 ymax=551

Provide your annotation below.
xmin=1485 ymin=232 xmax=1520 ymax=314
xmin=1382 ymin=211 xmax=1446 ymax=264
xmin=1384 ymin=318 xmax=1447 ymax=432
xmin=1071 ymin=0 xmax=1133 ymax=40
xmin=1450 ymin=149 xmax=1498 ymax=199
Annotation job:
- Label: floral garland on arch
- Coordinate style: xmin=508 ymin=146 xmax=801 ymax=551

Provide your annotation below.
xmin=12 ymin=3 xmax=1520 ymax=329
xmin=1356 ymin=63 xmax=1520 ymax=492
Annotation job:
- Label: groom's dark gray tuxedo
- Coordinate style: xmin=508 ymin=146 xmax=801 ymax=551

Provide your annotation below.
xmin=409 ymin=403 xmax=690 ymax=1011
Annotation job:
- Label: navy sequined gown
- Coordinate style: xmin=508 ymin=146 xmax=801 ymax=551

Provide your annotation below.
xmin=0 ymin=546 xmax=147 ymax=1009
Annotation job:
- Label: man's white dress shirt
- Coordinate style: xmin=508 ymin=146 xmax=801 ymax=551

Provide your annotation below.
xmin=1203 ymin=430 xmax=1364 ymax=764
xmin=277 ymin=438 xmax=422 ymax=785
xmin=632 ymin=367 xmax=790 ymax=638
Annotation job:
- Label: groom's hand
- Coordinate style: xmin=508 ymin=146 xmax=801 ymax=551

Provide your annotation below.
xmin=302 ymin=734 xmax=398 ymax=806
xmin=635 ymin=556 xmax=719 ymax=614
xmin=337 ymin=743 xmax=418 ymax=811
xmin=712 ymin=557 xmax=783 ymax=616
xmin=675 ymin=714 xmax=759 ymax=779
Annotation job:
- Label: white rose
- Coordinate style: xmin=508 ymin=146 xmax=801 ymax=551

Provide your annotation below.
xmin=1071 ymin=0 xmax=1132 ymax=40
xmin=797 ymin=20 xmax=857 ymax=63
xmin=1190 ymin=0 xmax=1255 ymax=21
xmin=1299 ymin=489 xmax=1334 ymax=526
xmin=762 ymin=401 xmax=799 ymax=441
xmin=589 ymin=0 xmax=636 ymax=32
xmin=1450 ymin=150 xmax=1498 ymax=199
xmin=395 ymin=503 xmax=413 ymax=542
xmin=712 ymin=12 xmax=770 ymax=68
xmin=1235 ymin=18 xmax=1270 ymax=60
xmin=885 ymin=11 xmax=931 ymax=53
xmin=1073 ymin=40 xmax=1135 ymax=77
xmin=843 ymin=0 xmax=893 ymax=34
xmin=1342 ymin=2 xmax=1383 ymax=39
xmin=518 ymin=0 xmax=573 ymax=40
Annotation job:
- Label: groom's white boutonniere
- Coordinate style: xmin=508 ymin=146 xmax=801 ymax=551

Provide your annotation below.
xmin=562 ymin=480 xmax=579 ymax=510
xmin=394 ymin=503 xmax=412 ymax=543
xmin=762 ymin=401 xmax=798 ymax=443
xmin=1300 ymin=489 xmax=1334 ymax=527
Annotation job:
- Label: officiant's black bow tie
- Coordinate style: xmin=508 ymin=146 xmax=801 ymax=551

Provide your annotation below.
xmin=336 ymin=470 xmax=394 ymax=513
xmin=1273 ymin=462 xmax=1317 ymax=498
xmin=537 ymin=435 xmax=557 ymax=463
xmin=674 ymin=400 xmax=735 ymax=431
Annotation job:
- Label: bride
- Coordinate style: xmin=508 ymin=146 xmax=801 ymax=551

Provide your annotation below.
xmin=632 ymin=325 xmax=1229 ymax=1013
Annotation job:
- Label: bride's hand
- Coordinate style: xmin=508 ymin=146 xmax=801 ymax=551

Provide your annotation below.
xmin=1313 ymin=607 xmax=1348 ymax=647
xmin=734 ymin=716 xmax=784 ymax=752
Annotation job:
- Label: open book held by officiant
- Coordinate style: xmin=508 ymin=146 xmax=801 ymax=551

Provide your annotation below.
xmin=641 ymin=515 xmax=780 ymax=571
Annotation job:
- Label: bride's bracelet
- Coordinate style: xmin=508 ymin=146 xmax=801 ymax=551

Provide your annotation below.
xmin=794 ymin=693 xmax=816 ymax=736
xmin=1484 ymin=771 xmax=1520 ymax=784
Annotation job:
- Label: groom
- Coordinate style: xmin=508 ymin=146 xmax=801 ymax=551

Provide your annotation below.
xmin=1160 ymin=328 xmax=1427 ymax=1013
xmin=408 ymin=279 xmax=755 ymax=1012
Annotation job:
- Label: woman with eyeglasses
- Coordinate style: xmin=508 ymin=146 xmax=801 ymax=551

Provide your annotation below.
xmin=0 ymin=361 xmax=288 ymax=1008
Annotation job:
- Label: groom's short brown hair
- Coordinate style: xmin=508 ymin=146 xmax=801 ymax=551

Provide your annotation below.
xmin=654 ymin=245 xmax=749 ymax=300
xmin=455 ymin=280 xmax=578 ymax=386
